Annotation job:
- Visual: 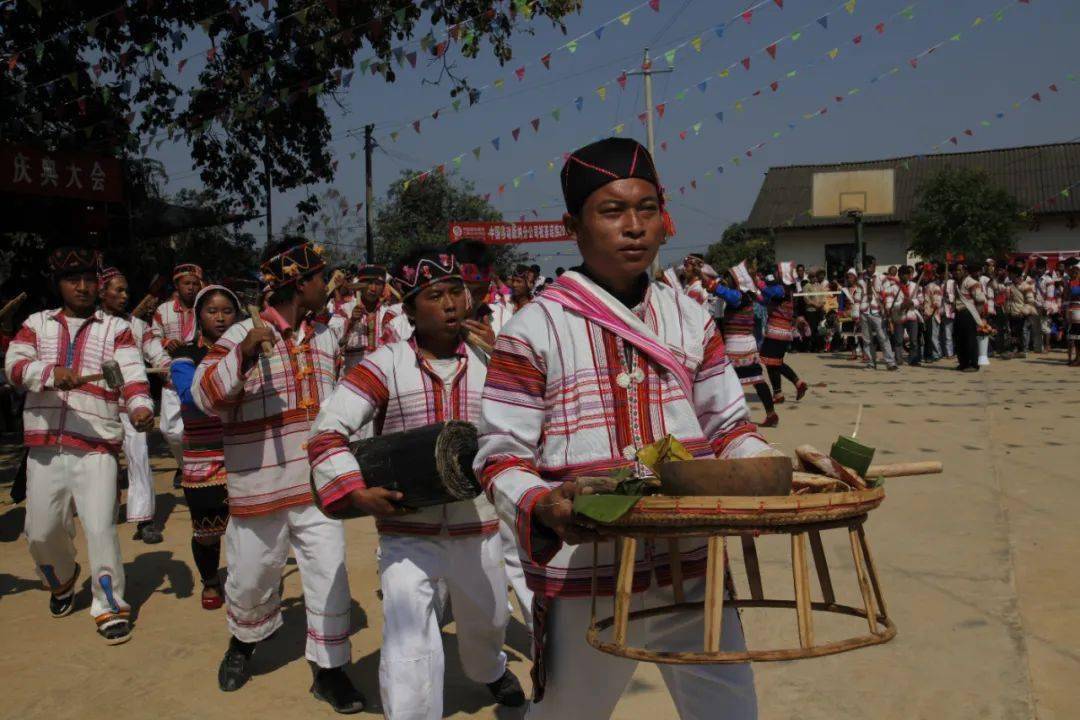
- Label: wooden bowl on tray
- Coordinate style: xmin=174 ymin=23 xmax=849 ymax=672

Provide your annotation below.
xmin=655 ymin=456 xmax=793 ymax=497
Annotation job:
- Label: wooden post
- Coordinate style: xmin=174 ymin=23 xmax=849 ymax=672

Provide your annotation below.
xmin=703 ymin=536 xmax=726 ymax=653
xmin=791 ymin=532 xmax=814 ymax=648
xmin=807 ymin=530 xmax=836 ymax=606
xmin=613 ymin=537 xmax=637 ymax=647
xmin=849 ymin=524 xmax=879 ymax=634
xmin=741 ymin=535 xmax=764 ymax=601
xmin=668 ymin=539 xmax=685 ymax=603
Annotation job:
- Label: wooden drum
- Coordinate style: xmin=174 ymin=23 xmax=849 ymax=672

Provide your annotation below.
xmin=577 ymin=487 xmax=895 ymax=664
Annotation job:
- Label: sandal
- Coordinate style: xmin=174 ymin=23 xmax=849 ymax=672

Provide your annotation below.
xmin=202 ymin=584 xmax=224 ymax=611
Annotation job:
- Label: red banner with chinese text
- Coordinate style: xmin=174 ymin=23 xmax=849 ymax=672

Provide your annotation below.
xmin=0 ymin=145 xmax=124 ymax=203
xmin=448 ymin=220 xmax=570 ymax=244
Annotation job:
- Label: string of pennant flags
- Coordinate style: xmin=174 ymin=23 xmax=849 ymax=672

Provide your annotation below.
xmin=449 ymin=0 xmax=1033 ymax=207
xmin=491 ymin=0 xmax=1040 ymax=221
xmin=395 ymin=0 xmax=850 ymax=190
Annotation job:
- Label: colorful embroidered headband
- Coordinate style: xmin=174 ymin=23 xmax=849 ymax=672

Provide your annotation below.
xmin=98 ymin=266 xmax=124 ymax=285
xmin=49 ymin=247 xmax=100 ymax=278
xmin=172 ymin=263 xmax=204 ymax=282
xmin=394 ymin=252 xmax=460 ymax=300
xmin=260 ymin=242 xmax=326 ymax=290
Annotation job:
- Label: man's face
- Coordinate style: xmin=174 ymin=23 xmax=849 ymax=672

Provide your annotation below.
xmin=297 ymin=271 xmax=328 ymax=313
xmin=565 ymin=178 xmax=663 ymax=287
xmin=361 ymin=277 xmax=385 ymax=305
xmin=509 ymin=275 xmax=530 ymax=298
xmin=815 ymin=270 xmax=826 ymax=283
xmin=899 ymin=269 xmax=912 ymax=282
xmin=407 ymin=280 xmax=468 ymax=346
xmin=99 ymin=277 xmax=129 ymax=314
xmin=176 ymin=274 xmax=201 ymax=305
xmin=58 ymin=272 xmax=99 ymax=313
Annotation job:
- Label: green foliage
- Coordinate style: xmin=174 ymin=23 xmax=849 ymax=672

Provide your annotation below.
xmin=2 ymin=1 xmax=581 ymax=217
xmin=704 ymin=222 xmax=775 ymax=274
xmin=909 ymin=167 xmax=1020 ymax=261
xmin=374 ymin=170 xmax=527 ymax=271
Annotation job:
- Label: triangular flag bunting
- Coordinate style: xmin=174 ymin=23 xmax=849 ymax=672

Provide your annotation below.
xmin=432 ymin=109 xmax=440 ymax=120
xmin=950 ymin=33 xmax=961 ymax=41
xmin=660 ymin=141 xmax=668 ymax=151
xmin=512 ymin=127 xmax=521 ymax=141
xmin=853 ymin=34 xmax=862 ymax=44
xmin=791 ymin=31 xmax=801 ymax=41
xmin=617 ymin=72 xmax=628 ymax=89
xmin=406 ymin=51 xmax=417 ymax=67
xmin=594 ymin=26 xmax=604 ymax=40
xmin=515 ymin=66 xmax=525 ymax=81
xmin=963 ymin=129 xmax=973 ymax=136
xmin=472 ymin=146 xmax=481 ymax=160
xmin=909 ymin=58 xmax=918 ymax=69
xmin=697 ymin=80 xmax=708 ymax=92
xmin=742 ymin=11 xmax=753 ymax=23
xmin=1031 ymin=93 xmax=1041 ymax=102
xmin=692 ymin=121 xmax=702 ymax=134
xmin=1049 ymin=84 xmax=1059 ymax=92
xmin=541 ymin=53 xmax=551 ymax=69
xmin=552 ymin=108 xmax=561 ymax=121
xmin=492 ymin=137 xmax=501 ymax=150
xmin=178 ymin=58 xmax=188 ymax=73
xmin=741 ymin=57 xmax=750 ymax=70
xmin=715 ymin=111 xmax=724 ymax=122
xmin=844 ymin=0 xmax=856 ymax=14
xmin=452 ymin=99 xmax=462 ymax=112
xmin=639 ymin=112 xmax=648 ymax=124
xmin=715 ymin=23 xmax=725 ymax=38
xmin=664 ymin=49 xmax=676 ymax=66
xmin=770 ymin=81 xmax=779 ymax=91
xmin=875 ymin=22 xmax=885 ymax=34
xmin=494 ymin=78 xmax=505 ymax=89
xmin=675 ymin=90 xmax=686 ymax=100
xmin=597 ymin=86 xmax=607 ymax=101
xmin=390 ymin=131 xmax=399 ymax=142
xmin=413 ymin=120 xmax=421 ymax=133
xmin=614 ymin=123 xmax=625 ymax=135
xmin=679 ymin=131 xmax=687 ymax=141
xmin=530 ymin=118 xmax=540 ymax=132
xmin=735 ymin=100 xmax=744 ymax=112
xmin=513 ymin=177 xmax=520 ymax=188
xmin=774 ymin=0 xmax=783 ymax=7
xmin=949 ymin=137 xmax=958 ymax=145
xmin=980 ymin=120 xmax=991 ymax=127
xmin=817 ymin=15 xmax=828 ymax=29
xmin=619 ymin=12 xmax=632 ymax=26
xmin=575 ymin=96 xmax=584 ymax=111
xmin=766 ymin=43 xmax=777 ymax=59
xmin=452 ymin=155 xmax=463 ymax=169
xmin=649 ymin=0 xmax=661 ymax=11
xmin=567 ymin=40 xmax=578 ymax=53
xmin=828 ymin=48 xmax=839 ymax=59
xmin=719 ymin=69 xmax=730 ymax=78
xmin=692 ymin=36 xmax=702 ymax=52
xmin=656 ymin=103 xmax=666 ymax=117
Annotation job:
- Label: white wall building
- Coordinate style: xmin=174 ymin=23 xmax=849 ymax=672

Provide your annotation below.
xmin=745 ymin=142 xmax=1080 ymax=274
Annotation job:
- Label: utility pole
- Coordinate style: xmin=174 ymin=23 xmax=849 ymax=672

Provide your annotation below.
xmin=363 ymin=124 xmax=375 ymax=263
xmin=627 ymin=48 xmax=673 ymax=276
xmin=846 ymin=209 xmax=865 ymax=272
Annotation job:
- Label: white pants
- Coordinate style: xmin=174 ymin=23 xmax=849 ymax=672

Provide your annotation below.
xmin=224 ymin=504 xmax=352 ymax=668
xmin=528 ymin=578 xmax=756 ymax=720
xmin=25 ymin=446 xmax=129 ymax=624
xmin=120 ymin=413 xmax=154 ymax=523
xmin=500 ymin=520 xmax=534 ymax=630
xmin=159 ymin=386 xmax=184 ymax=465
xmin=379 ymin=532 xmax=510 ymax=720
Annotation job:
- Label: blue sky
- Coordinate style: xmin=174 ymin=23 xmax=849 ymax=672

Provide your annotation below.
xmin=153 ymin=0 xmax=1080 ymax=273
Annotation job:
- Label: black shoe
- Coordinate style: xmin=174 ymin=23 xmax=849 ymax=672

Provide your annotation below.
xmin=172 ymin=469 xmax=183 ymax=490
xmin=486 ymin=669 xmax=526 ymax=707
xmin=50 ymin=592 xmax=75 ymax=618
xmin=48 ymin=563 xmax=79 ymax=618
xmin=310 ymin=667 xmax=366 ymax=714
xmin=98 ymin=619 xmax=133 ymax=645
xmin=218 ymin=646 xmax=253 ymax=692
xmin=139 ymin=523 xmax=163 ymax=545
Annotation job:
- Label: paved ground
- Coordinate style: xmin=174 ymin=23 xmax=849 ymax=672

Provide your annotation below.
xmin=0 ymin=351 xmax=1077 ymax=720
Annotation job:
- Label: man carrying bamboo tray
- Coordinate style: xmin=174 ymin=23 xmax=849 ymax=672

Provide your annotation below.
xmin=193 ymin=238 xmax=363 ymax=713
xmin=474 ymin=137 xmax=773 ymax=719
xmin=5 ymin=248 xmax=155 ymax=644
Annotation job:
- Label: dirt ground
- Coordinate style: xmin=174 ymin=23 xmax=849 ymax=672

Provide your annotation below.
xmin=0 ymin=352 xmax=1077 ymax=720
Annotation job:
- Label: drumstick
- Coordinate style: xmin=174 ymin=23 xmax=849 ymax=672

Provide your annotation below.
xmin=246 ymin=305 xmax=275 ymax=356
xmin=0 ymin=292 xmax=27 ymax=323
xmin=865 ymin=461 xmax=942 ymax=478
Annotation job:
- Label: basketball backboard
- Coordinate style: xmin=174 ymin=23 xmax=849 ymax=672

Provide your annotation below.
xmin=812 ymin=169 xmax=895 ymax=218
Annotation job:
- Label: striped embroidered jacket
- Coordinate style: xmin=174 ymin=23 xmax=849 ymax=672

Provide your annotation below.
xmin=130 ymin=315 xmax=170 ymax=369
xmin=855 ymin=274 xmax=886 ymax=316
xmin=309 ymin=338 xmax=499 ymax=537
xmin=473 ymin=279 xmax=768 ymax=598
xmin=943 ymin=278 xmax=957 ymax=320
xmin=895 ymin=280 xmax=923 ymax=323
xmin=171 ymin=354 xmax=226 ymax=488
xmin=683 ymin=279 xmax=708 ymax=305
xmin=329 ymin=298 xmax=399 ymax=372
xmin=193 ymin=307 xmax=338 ymax=517
xmin=881 ymin=276 xmax=902 ymax=319
xmin=5 ymin=309 xmax=153 ymax=455
xmin=764 ymin=292 xmax=794 ymax=342
xmin=151 ymin=297 xmax=197 ymax=346
xmin=382 ymin=302 xmax=415 ymax=344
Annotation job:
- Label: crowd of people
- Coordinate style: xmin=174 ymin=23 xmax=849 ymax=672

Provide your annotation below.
xmin=1 ymin=137 xmax=778 ymax=719
xmin=672 ymin=253 xmax=1080 ymax=379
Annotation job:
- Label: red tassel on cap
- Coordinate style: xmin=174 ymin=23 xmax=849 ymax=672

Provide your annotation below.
xmin=662 ymin=208 xmax=677 ymax=237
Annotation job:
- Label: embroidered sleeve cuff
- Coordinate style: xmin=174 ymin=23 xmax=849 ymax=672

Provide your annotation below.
xmin=711 ymin=421 xmax=768 ymax=459
xmin=317 ymin=470 xmax=367 ymax=517
xmin=518 ymin=486 xmax=562 ymax=566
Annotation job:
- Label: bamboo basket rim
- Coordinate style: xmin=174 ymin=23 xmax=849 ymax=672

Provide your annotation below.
xmin=576 ymin=487 xmax=884 ymax=531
